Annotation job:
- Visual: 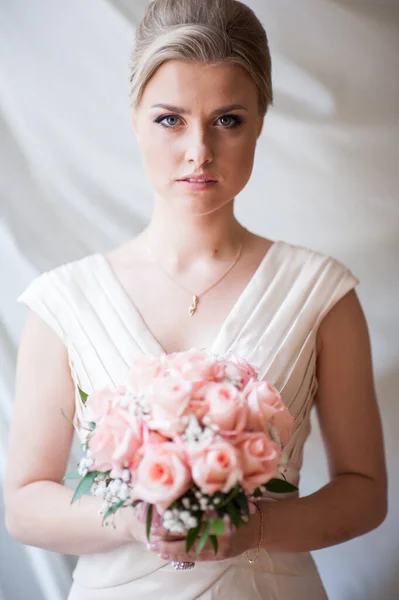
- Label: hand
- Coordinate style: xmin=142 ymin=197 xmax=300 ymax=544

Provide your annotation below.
xmin=124 ymin=502 xmax=186 ymax=546
xmin=147 ymin=503 xmax=261 ymax=562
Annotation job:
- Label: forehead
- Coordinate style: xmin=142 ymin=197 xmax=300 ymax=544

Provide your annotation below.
xmin=140 ymin=59 xmax=258 ymax=110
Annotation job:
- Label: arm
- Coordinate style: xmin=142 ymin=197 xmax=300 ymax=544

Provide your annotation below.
xmin=259 ymin=289 xmax=388 ymax=552
xmin=4 ymin=311 xmax=137 ymax=555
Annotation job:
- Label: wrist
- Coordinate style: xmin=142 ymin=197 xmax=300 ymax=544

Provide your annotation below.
xmin=258 ymin=499 xmax=278 ymax=550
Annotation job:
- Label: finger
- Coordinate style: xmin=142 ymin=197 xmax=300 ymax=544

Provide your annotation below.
xmin=163 ymin=551 xmax=198 ymax=562
xmin=149 ymin=538 xmax=188 ymax=556
xmin=179 ymin=548 xmax=224 ymax=562
xmin=150 ymin=525 xmax=182 ymax=538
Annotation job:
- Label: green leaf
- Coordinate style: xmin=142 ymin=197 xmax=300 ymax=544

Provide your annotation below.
xmin=234 ymin=492 xmax=250 ymax=519
xmin=102 ymin=500 xmax=125 ymax=525
xmin=88 ymin=421 xmax=96 ymax=431
xmin=210 ymin=518 xmax=225 ymax=535
xmin=215 ymin=484 xmax=240 ymax=509
xmin=265 ymin=478 xmax=298 ymax=494
xmin=209 ymin=534 xmax=218 ymax=556
xmin=226 ymin=501 xmax=246 ymax=527
xmin=195 ymin=520 xmax=210 ymax=556
xmin=146 ymin=504 xmax=153 ymax=542
xmin=78 ymin=386 xmax=88 ymax=405
xmin=62 ymin=469 xmax=81 ymax=482
xmin=70 ymin=471 xmax=98 ymax=504
xmin=186 ymin=520 xmax=202 ymax=553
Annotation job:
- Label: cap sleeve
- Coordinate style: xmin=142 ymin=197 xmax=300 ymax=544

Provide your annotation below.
xmin=17 ymin=272 xmax=69 ymax=343
xmin=313 ymin=256 xmax=360 ymax=330
xmin=17 ymin=268 xmax=91 ymax=439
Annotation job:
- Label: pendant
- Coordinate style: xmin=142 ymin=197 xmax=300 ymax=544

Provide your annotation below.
xmin=189 ymin=295 xmax=199 ymax=316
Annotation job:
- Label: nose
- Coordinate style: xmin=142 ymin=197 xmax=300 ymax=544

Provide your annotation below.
xmin=184 ymin=126 xmax=214 ymax=168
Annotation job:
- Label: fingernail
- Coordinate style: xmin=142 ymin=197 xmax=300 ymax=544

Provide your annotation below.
xmin=160 ymin=553 xmax=170 ymax=560
xmin=150 ymin=542 xmax=160 ymax=552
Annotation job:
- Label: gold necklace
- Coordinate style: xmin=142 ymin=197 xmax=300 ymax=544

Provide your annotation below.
xmin=144 ymin=241 xmax=245 ymax=316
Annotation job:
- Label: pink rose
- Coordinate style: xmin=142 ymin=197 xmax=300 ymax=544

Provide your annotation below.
xmin=127 ymin=355 xmax=167 ymax=394
xmin=166 ymin=350 xmax=217 ymax=382
xmin=132 ymin=442 xmax=191 ymax=511
xmin=222 ymin=354 xmax=260 ymax=389
xmin=204 ymin=382 xmax=247 ymax=437
xmin=89 ymin=410 xmax=143 ymax=471
xmin=147 ymin=377 xmax=193 ymax=437
xmin=190 ymin=440 xmax=242 ymax=495
xmin=214 ymin=354 xmax=258 ymax=390
xmin=85 ymin=387 xmax=115 ymax=423
xmin=236 ymin=432 xmax=280 ymax=494
xmin=244 ymin=381 xmax=294 ymax=446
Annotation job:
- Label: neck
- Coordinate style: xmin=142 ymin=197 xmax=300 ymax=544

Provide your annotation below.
xmin=140 ymin=196 xmax=248 ymax=268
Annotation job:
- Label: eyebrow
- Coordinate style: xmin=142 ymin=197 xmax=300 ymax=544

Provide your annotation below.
xmin=150 ymin=103 xmax=249 ymax=116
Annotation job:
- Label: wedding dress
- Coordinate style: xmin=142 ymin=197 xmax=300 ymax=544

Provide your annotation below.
xmin=18 ymin=240 xmax=359 ymax=599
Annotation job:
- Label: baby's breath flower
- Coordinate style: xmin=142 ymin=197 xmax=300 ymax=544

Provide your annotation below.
xmin=92 ymin=480 xmax=107 ymax=498
xmin=110 ymin=468 xmax=123 ymax=480
xmin=119 ymin=482 xmax=130 ymax=501
xmin=182 ymin=497 xmax=191 ymax=509
xmin=121 ymin=469 xmax=131 ymax=483
xmin=199 ymin=498 xmax=209 ymax=510
xmin=187 ymin=516 xmax=198 ymax=528
xmin=77 ymin=457 xmax=94 ymax=477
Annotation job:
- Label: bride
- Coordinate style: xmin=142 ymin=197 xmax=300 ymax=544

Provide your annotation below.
xmin=5 ymin=0 xmax=387 ymax=598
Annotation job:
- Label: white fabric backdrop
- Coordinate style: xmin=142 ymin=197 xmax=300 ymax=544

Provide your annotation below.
xmin=0 ymin=1 xmax=398 ymax=598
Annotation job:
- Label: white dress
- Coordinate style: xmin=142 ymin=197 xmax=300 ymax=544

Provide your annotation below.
xmin=18 ymin=240 xmax=359 ymax=599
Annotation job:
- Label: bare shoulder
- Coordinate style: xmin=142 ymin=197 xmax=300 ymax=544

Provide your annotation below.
xmin=316 ymin=288 xmax=366 ymax=354
xmin=241 ymin=233 xmax=276 ymax=266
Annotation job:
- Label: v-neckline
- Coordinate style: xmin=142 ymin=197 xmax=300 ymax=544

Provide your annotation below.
xmin=94 ymin=240 xmax=283 ymax=356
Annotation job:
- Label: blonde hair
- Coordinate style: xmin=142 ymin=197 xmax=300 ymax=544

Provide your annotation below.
xmin=129 ymin=0 xmax=273 ymax=115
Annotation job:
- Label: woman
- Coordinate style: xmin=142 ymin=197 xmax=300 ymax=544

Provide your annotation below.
xmin=5 ymin=0 xmax=387 ymax=598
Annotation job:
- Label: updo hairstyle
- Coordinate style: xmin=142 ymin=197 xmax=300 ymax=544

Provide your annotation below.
xmin=129 ymin=0 xmax=273 ymax=116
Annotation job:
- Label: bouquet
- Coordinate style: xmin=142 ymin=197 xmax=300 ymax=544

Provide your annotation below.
xmin=64 ymin=349 xmax=297 ymax=570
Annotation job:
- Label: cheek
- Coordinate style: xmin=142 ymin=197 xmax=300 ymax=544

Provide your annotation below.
xmin=140 ymin=132 xmax=178 ymax=184
xmin=219 ymin=134 xmax=257 ymax=178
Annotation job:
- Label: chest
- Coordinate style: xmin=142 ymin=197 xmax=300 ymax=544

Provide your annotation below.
xmin=112 ymin=264 xmax=260 ymax=354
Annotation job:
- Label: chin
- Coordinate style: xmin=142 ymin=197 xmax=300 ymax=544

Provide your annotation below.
xmin=183 ymin=201 xmax=233 ymax=218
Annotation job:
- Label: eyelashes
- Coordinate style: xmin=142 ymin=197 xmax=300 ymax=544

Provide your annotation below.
xmin=154 ymin=114 xmax=244 ymax=129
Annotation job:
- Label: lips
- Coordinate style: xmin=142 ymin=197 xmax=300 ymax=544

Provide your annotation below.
xmin=178 ymin=175 xmax=217 ymax=182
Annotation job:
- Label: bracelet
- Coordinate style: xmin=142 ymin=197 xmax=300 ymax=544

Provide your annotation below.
xmin=245 ymin=502 xmax=263 ymax=564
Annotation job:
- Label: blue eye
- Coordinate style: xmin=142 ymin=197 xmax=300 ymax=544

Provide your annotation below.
xmin=217 ymin=115 xmax=243 ymax=128
xmin=154 ymin=113 xmax=244 ymax=129
xmin=155 ymin=115 xmax=181 ymax=128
